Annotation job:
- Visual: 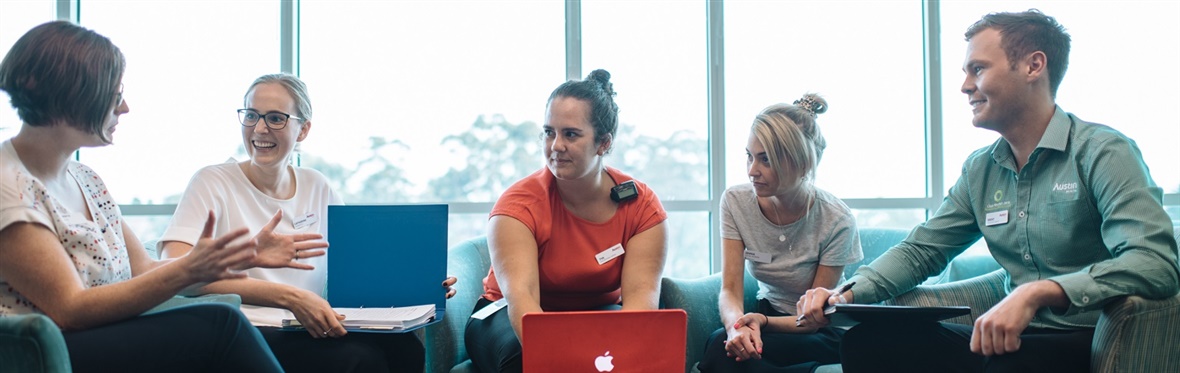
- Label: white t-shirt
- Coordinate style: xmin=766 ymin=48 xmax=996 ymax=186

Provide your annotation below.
xmin=720 ymin=184 xmax=863 ymax=315
xmin=159 ymin=161 xmax=341 ymax=323
xmin=0 ymin=140 xmax=132 ymax=315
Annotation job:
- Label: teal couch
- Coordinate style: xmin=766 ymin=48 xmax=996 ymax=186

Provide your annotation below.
xmin=424 ymin=228 xmax=1003 ymax=372
xmin=659 ymin=227 xmax=1180 ymax=373
xmin=0 ymin=294 xmax=242 ymax=373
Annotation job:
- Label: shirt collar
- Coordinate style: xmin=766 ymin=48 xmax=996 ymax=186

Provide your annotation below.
xmin=990 ymin=106 xmax=1071 ymax=165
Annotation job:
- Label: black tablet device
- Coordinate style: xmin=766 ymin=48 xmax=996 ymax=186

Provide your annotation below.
xmin=825 ymin=304 xmax=971 ymax=325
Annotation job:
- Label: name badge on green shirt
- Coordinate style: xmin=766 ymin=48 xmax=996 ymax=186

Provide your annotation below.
xmin=985 ymin=210 xmax=1009 ymax=226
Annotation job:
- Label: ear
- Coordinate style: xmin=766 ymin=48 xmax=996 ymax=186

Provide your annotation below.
xmin=1024 ymin=51 xmax=1047 ymax=83
xmin=596 ymin=133 xmax=613 ymax=156
xmin=296 ymin=120 xmax=311 ymax=142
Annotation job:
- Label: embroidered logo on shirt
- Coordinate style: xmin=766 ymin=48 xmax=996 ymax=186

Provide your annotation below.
xmin=1052 ymin=182 xmax=1078 ymax=193
xmin=986 ymin=189 xmax=1011 ymax=212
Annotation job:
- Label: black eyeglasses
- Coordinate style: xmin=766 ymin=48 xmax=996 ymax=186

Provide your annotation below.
xmin=237 ymin=108 xmax=303 ymax=130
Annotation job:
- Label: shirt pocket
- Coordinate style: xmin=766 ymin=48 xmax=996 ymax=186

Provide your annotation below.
xmin=1044 ymin=194 xmax=1094 ymax=224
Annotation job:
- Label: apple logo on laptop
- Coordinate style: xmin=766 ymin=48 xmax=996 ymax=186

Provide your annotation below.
xmin=594 ymin=351 xmax=614 ymax=372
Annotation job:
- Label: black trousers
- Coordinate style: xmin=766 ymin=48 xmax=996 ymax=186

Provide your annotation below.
xmin=258 ymin=324 xmax=424 ymax=373
xmin=698 ymin=299 xmax=844 ymax=373
xmin=463 ymin=297 xmax=622 ymax=373
xmin=840 ymin=321 xmax=1094 ymax=373
xmin=62 ymin=303 xmax=282 ymax=373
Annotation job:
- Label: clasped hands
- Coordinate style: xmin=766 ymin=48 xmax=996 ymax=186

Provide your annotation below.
xmin=724 ymin=312 xmax=769 ymax=362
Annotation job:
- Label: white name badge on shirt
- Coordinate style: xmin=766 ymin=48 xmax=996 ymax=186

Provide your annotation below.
xmin=470 ymin=298 xmax=508 ymax=320
xmin=595 ymin=243 xmax=625 ymax=265
xmin=292 ymin=212 xmax=318 ymax=230
xmin=985 ymin=210 xmax=1009 ymax=226
xmin=744 ymin=249 xmax=772 ymax=264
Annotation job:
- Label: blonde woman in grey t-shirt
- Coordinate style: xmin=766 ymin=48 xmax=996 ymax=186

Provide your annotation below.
xmin=698 ymin=94 xmax=863 ymax=373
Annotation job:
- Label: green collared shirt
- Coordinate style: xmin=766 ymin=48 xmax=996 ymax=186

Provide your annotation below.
xmin=850 ymin=107 xmax=1180 ymax=329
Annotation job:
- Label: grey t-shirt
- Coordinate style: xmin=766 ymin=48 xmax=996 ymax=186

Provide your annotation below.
xmin=721 ymin=184 xmax=863 ymax=315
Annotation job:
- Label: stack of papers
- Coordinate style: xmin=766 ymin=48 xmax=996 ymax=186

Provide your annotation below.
xmin=280 ymin=304 xmax=436 ymax=331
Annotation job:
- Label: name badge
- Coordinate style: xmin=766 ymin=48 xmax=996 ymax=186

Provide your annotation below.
xmin=985 ymin=210 xmax=1009 ymax=226
xmin=595 ymin=243 xmax=625 ymax=265
xmin=292 ymin=212 xmax=318 ymax=230
xmin=471 ymin=298 xmax=508 ymax=320
xmin=744 ymin=249 xmax=772 ymax=264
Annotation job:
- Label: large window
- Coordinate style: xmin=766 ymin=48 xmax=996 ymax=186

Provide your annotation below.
xmin=724 ymin=1 xmax=927 ymax=199
xmin=3 ymin=1 xmax=1176 ymax=276
xmin=583 ymin=0 xmax=710 ymax=278
xmin=0 ymin=0 xmax=55 ymax=141
xmin=940 ymin=1 xmax=1180 ymax=195
xmin=78 ymin=0 xmax=281 ymax=207
xmin=299 ymin=0 xmax=564 ymax=205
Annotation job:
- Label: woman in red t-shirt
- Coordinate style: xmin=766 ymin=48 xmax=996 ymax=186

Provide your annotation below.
xmin=464 ymin=69 xmax=669 ymax=373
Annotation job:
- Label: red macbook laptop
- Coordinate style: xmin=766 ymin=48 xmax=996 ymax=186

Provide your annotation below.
xmin=522 ymin=309 xmax=687 ymax=373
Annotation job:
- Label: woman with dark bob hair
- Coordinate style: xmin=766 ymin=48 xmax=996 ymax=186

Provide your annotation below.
xmin=0 ymin=21 xmax=303 ymax=372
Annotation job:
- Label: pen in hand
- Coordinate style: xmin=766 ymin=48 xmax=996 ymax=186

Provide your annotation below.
xmin=796 ymin=281 xmax=855 ymax=327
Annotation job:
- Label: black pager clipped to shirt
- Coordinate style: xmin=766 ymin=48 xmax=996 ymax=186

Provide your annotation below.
xmin=610 ymin=180 xmax=639 ymax=203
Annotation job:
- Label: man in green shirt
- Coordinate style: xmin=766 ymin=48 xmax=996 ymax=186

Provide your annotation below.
xmin=797 ymin=9 xmax=1179 ymax=372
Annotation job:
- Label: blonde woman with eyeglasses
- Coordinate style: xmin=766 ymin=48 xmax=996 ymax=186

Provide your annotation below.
xmin=159 ymin=73 xmax=456 ymax=373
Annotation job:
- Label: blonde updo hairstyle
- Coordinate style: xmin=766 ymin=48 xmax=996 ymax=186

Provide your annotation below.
xmin=750 ymin=93 xmax=828 ymax=193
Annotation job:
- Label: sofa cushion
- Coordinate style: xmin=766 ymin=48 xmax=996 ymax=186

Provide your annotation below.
xmin=0 ymin=313 xmax=70 ymax=373
xmin=427 ymin=236 xmax=491 ymax=373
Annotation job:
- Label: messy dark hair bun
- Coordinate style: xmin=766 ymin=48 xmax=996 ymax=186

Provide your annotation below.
xmin=548 ymin=68 xmax=620 ymax=152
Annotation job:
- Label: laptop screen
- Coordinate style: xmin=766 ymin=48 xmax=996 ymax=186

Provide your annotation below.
xmin=326 ymin=204 xmax=448 ymax=312
xmin=522 ymin=309 xmax=686 ymax=373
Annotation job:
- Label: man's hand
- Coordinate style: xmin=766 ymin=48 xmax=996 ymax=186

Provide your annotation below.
xmin=971 ymin=280 xmax=1066 ymax=356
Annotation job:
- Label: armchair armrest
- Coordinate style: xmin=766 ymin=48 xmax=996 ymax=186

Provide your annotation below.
xmin=425 ymin=236 xmax=491 ymax=373
xmin=882 ymin=269 xmax=1007 ymax=326
xmin=0 ymin=313 xmax=71 ymax=373
xmin=1092 ymin=293 xmax=1180 ymax=372
xmin=660 ymin=272 xmax=758 ymax=373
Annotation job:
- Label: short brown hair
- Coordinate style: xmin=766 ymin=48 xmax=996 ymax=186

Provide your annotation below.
xmin=0 ymin=21 xmax=125 ymax=142
xmin=965 ymin=9 xmax=1071 ymax=97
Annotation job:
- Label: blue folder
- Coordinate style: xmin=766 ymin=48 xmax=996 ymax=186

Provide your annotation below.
xmin=326 ymin=204 xmax=448 ymax=332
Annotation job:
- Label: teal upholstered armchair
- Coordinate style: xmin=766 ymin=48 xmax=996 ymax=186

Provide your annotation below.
xmin=0 ymin=294 xmax=243 ymax=373
xmin=425 ymin=235 xmax=491 ymax=373
xmin=659 ymin=227 xmax=1180 ymax=373
xmin=0 ymin=313 xmax=71 ymax=373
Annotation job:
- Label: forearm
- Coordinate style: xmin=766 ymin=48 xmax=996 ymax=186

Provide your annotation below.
xmin=718 ymin=289 xmax=745 ymax=329
xmin=190 ymin=277 xmax=306 ymax=309
xmin=764 ymin=314 xmax=818 ymax=334
xmin=621 ymin=280 xmax=660 ymax=310
xmin=50 ymin=261 xmax=197 ymax=331
xmin=506 ymin=293 xmax=542 ymax=341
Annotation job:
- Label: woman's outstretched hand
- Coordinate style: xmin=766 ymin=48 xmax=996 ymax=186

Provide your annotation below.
xmin=249 ymin=210 xmax=328 ymax=270
xmin=182 ymin=211 xmax=257 ymax=282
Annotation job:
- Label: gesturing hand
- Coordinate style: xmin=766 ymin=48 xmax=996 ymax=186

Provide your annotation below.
xmin=183 ymin=211 xmax=257 ymax=282
xmin=250 ymin=210 xmax=328 ymax=270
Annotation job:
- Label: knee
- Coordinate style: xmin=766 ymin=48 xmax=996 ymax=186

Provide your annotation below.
xmin=698 ymin=328 xmax=730 ymax=366
xmin=841 ymin=323 xmax=891 ymax=357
